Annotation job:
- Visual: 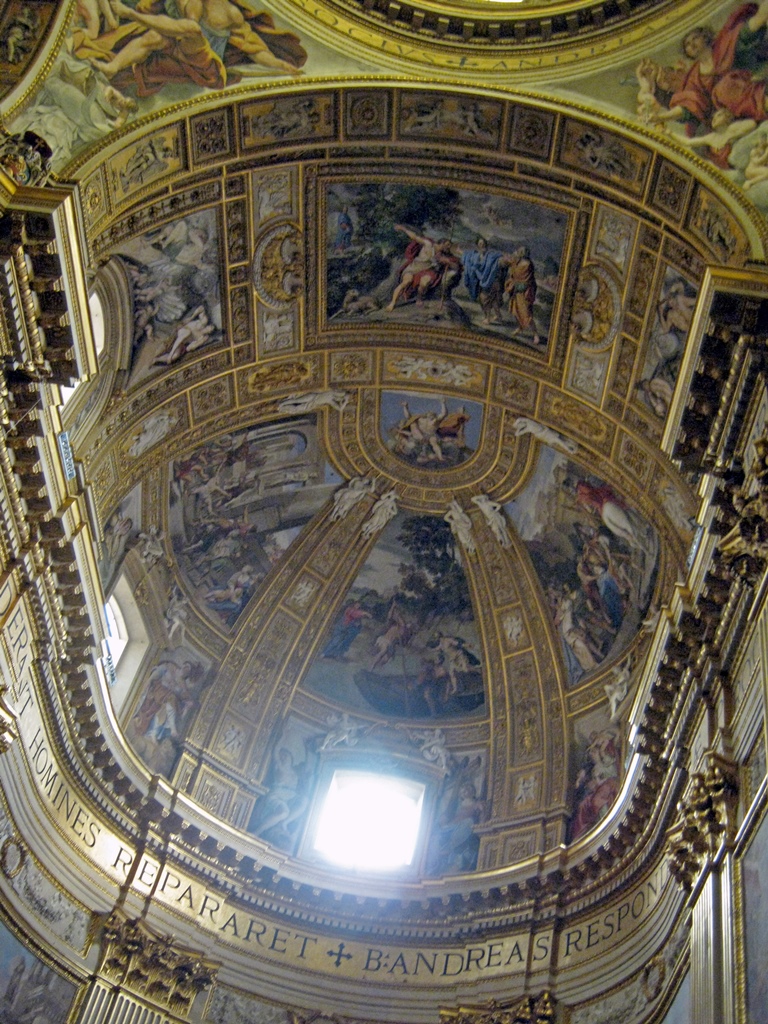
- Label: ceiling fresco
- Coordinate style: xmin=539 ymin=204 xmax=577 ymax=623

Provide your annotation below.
xmin=49 ymin=82 xmax=726 ymax=885
xmin=4 ymin=0 xmax=768 ymax=1016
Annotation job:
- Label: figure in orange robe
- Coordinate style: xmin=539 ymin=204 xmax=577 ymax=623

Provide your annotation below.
xmin=503 ymin=246 xmax=540 ymax=345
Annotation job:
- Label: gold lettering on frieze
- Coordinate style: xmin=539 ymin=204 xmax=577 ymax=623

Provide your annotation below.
xmin=557 ymin=863 xmax=669 ymax=965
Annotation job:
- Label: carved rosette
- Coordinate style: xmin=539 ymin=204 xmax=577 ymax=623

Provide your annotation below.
xmin=97 ymin=912 xmax=218 ymax=1017
xmin=668 ymin=761 xmax=738 ymax=891
xmin=440 ymin=992 xmax=556 ymax=1024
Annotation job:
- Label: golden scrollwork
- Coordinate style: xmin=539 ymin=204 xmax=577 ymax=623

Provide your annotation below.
xmin=440 ymin=992 xmax=556 ymax=1024
xmin=97 ymin=911 xmax=218 ymax=1018
xmin=668 ymin=760 xmax=738 ymax=891
xmin=717 ymin=426 xmax=768 ymax=578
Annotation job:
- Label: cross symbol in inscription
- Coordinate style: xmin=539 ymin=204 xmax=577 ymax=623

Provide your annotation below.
xmin=326 ymin=942 xmax=353 ymax=968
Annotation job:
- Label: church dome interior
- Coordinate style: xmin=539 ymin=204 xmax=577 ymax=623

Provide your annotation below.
xmin=0 ymin=2 xmax=768 ymax=1024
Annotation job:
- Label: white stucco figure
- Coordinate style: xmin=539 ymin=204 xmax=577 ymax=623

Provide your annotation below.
xmin=278 ymin=390 xmax=350 ymax=414
xmin=512 ymin=416 xmax=578 ymax=455
xmin=471 ymin=494 xmax=511 ymax=548
xmin=444 ymin=499 xmax=476 ymax=554
xmin=361 ymin=490 xmax=398 ymax=539
xmin=330 ymin=476 xmax=376 ymax=521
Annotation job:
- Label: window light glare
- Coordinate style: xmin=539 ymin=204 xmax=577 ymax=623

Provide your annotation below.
xmin=314 ymin=772 xmax=424 ymax=870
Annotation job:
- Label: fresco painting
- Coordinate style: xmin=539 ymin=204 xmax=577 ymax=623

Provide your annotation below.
xmin=743 ymin=809 xmax=768 ymax=1022
xmin=124 ymin=646 xmax=214 ymax=778
xmin=114 ymin=209 xmax=221 ymax=387
xmin=564 ymin=1 xmax=768 ymax=215
xmin=636 ymin=267 xmax=698 ymax=420
xmin=380 ymin=391 xmax=483 ymax=469
xmin=302 ymin=512 xmax=485 ymax=719
xmin=424 ymin=753 xmax=487 ymax=875
xmin=98 ymin=482 xmax=142 ymax=594
xmin=0 ymin=917 xmax=77 ymax=1024
xmin=326 ymin=183 xmax=566 ymax=350
xmin=247 ymin=715 xmax=320 ymax=853
xmin=568 ymin=705 xmax=622 ymax=842
xmin=169 ymin=416 xmax=340 ymax=629
xmin=9 ymin=1 xmax=307 ymax=168
xmin=505 ymin=446 xmax=658 ymax=688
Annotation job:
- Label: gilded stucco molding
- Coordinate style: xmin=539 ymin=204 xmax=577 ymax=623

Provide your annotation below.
xmin=94 ymin=911 xmax=218 ymax=1018
xmin=440 ymin=992 xmax=556 ymax=1024
xmin=668 ymin=759 xmax=739 ymax=892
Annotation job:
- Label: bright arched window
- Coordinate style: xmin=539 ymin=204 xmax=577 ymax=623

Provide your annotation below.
xmin=104 ymin=594 xmax=128 ymax=668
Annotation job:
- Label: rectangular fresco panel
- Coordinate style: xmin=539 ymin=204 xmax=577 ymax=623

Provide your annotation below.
xmin=325 ymin=183 xmax=567 ymax=352
xmin=0 ymin=917 xmax=76 ymax=1024
xmin=115 ymin=209 xmax=222 ymax=388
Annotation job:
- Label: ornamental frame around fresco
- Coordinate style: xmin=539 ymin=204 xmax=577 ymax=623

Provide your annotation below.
xmin=318 ymin=176 xmax=572 ymax=358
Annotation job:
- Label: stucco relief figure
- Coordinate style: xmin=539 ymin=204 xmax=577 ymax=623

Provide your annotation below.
xmin=137 ymin=524 xmax=166 ymax=568
xmin=444 ymin=500 xmax=475 ymax=555
xmin=361 ymin=490 xmax=398 ymax=539
xmin=406 ymin=727 xmax=452 ymax=774
xmin=165 ymin=584 xmax=190 ymax=645
xmin=330 ymin=476 xmax=376 ymax=521
xmin=319 ymin=712 xmax=365 ymax=750
xmin=604 ymin=655 xmax=633 ymax=720
xmin=512 ymin=416 xmax=578 ymax=455
xmin=471 ymin=494 xmax=512 ymax=548
xmin=278 ymin=390 xmax=350 ymax=414
xmin=128 ymin=410 xmax=178 ymax=456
